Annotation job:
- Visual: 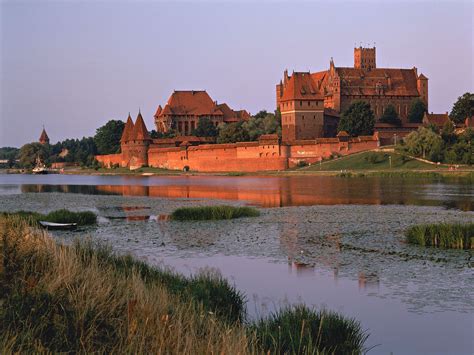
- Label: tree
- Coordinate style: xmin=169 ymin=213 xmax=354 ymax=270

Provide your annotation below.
xmin=403 ymin=127 xmax=444 ymax=160
xmin=379 ymin=104 xmax=401 ymax=126
xmin=440 ymin=120 xmax=456 ymax=145
xmin=407 ymin=99 xmax=427 ymax=123
xmin=450 ymin=92 xmax=473 ymax=124
xmin=217 ymin=122 xmax=250 ymax=143
xmin=94 ymin=120 xmax=125 ymax=155
xmin=338 ymin=101 xmax=375 ymax=136
xmin=18 ymin=143 xmax=50 ymax=168
xmin=192 ymin=117 xmax=218 ymax=137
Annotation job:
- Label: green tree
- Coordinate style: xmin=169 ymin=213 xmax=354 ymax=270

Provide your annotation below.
xmin=18 ymin=143 xmax=50 ymax=168
xmin=217 ymin=122 xmax=250 ymax=143
xmin=403 ymin=127 xmax=444 ymax=160
xmin=407 ymin=99 xmax=427 ymax=123
xmin=193 ymin=117 xmax=218 ymax=137
xmin=0 ymin=147 xmax=19 ymax=160
xmin=450 ymin=92 xmax=473 ymax=124
xmin=440 ymin=120 xmax=456 ymax=145
xmin=94 ymin=120 xmax=125 ymax=155
xmin=379 ymin=104 xmax=401 ymax=126
xmin=338 ymin=101 xmax=375 ymax=136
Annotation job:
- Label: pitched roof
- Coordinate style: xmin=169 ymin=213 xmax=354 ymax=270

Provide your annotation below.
xmin=156 ymin=90 xmax=222 ymax=116
xmin=423 ymin=112 xmax=450 ymax=127
xmin=131 ymin=112 xmax=151 ymax=141
xmin=39 ymin=128 xmax=49 ymax=143
xmin=334 ymin=67 xmax=420 ymax=97
xmin=120 ymin=114 xmax=135 ymax=143
xmin=279 ymin=72 xmax=325 ymax=101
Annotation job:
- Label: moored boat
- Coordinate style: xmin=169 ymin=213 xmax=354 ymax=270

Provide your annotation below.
xmin=39 ymin=221 xmax=78 ymax=230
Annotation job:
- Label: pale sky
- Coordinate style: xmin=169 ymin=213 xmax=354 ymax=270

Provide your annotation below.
xmin=1 ymin=0 xmax=472 ymax=147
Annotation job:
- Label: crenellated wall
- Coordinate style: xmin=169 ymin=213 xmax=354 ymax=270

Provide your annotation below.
xmin=96 ymin=134 xmax=379 ymax=172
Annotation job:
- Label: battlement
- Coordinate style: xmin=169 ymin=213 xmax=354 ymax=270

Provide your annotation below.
xmin=354 ymin=46 xmax=376 ymax=70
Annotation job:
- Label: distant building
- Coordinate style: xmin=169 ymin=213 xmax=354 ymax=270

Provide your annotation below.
xmin=154 ymin=90 xmax=250 ymax=136
xmin=277 ymin=47 xmax=429 ymax=142
xmin=39 ymin=127 xmax=50 ymax=145
xmin=422 ymin=112 xmax=450 ymax=129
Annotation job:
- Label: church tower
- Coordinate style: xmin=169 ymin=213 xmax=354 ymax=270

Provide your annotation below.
xmin=354 ymin=46 xmax=376 ymax=70
xmin=39 ymin=126 xmax=50 ymax=145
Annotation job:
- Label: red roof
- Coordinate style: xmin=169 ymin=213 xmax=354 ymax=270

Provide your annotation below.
xmin=39 ymin=128 xmax=49 ymax=143
xmin=120 ymin=114 xmax=134 ymax=143
xmin=423 ymin=113 xmax=450 ymax=127
xmin=131 ymin=112 xmax=151 ymax=141
xmin=279 ymin=72 xmax=325 ymax=101
xmin=156 ymin=91 xmax=222 ymax=116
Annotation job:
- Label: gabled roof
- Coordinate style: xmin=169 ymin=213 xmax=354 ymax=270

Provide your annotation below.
xmin=131 ymin=112 xmax=151 ymax=141
xmin=279 ymin=72 xmax=325 ymax=101
xmin=335 ymin=67 xmax=420 ymax=96
xmin=423 ymin=112 xmax=450 ymax=127
xmin=39 ymin=128 xmax=49 ymax=143
xmin=120 ymin=114 xmax=134 ymax=143
xmin=156 ymin=90 xmax=222 ymax=116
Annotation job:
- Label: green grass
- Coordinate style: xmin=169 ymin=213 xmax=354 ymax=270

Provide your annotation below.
xmin=251 ymin=305 xmax=368 ymax=354
xmin=406 ymin=223 xmax=474 ymax=249
xmin=171 ymin=205 xmax=260 ymax=221
xmin=306 ymin=151 xmax=438 ymax=171
xmin=1 ymin=209 xmax=97 ymax=226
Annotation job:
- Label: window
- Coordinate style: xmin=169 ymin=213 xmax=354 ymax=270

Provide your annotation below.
xmin=308 ymin=101 xmax=310 ymax=106
xmin=300 ymin=101 xmax=302 ymax=106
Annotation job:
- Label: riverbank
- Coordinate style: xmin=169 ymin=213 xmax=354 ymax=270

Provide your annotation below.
xmin=0 ymin=215 xmax=368 ymax=353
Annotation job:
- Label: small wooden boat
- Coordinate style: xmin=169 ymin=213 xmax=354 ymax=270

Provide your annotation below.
xmin=39 ymin=221 xmax=77 ymax=230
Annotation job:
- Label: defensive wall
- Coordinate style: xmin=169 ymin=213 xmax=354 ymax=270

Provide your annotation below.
xmin=96 ymin=133 xmax=379 ymax=172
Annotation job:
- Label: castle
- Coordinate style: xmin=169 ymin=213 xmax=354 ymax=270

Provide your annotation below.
xmin=95 ymin=46 xmax=437 ymax=172
xmin=277 ymin=47 xmax=428 ymax=142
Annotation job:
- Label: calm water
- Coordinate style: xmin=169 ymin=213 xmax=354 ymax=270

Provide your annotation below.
xmin=0 ymin=174 xmax=473 ymax=354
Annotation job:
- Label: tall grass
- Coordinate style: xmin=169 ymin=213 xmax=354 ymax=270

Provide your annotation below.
xmin=251 ymin=305 xmax=368 ymax=354
xmin=1 ymin=209 xmax=96 ymax=226
xmin=0 ymin=214 xmax=369 ymax=353
xmin=406 ymin=223 xmax=474 ymax=249
xmin=171 ymin=205 xmax=260 ymax=221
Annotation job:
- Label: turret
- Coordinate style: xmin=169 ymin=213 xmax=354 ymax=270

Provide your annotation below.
xmin=128 ymin=110 xmax=151 ymax=170
xmin=120 ymin=114 xmax=134 ymax=167
xmin=354 ymin=46 xmax=376 ymax=70
xmin=417 ymin=73 xmax=429 ymax=110
xmin=39 ymin=126 xmax=50 ymax=145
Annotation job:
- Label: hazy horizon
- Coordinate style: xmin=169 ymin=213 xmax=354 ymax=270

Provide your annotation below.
xmin=1 ymin=0 xmax=472 ymax=147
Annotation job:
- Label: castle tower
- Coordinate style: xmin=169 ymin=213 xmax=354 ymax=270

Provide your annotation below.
xmin=120 ymin=114 xmax=134 ymax=167
xmin=39 ymin=126 xmax=50 ymax=145
xmin=128 ymin=111 xmax=152 ymax=170
xmin=354 ymin=46 xmax=376 ymax=70
xmin=417 ymin=73 xmax=429 ymax=110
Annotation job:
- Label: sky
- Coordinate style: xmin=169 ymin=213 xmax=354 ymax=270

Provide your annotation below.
xmin=1 ymin=0 xmax=472 ymax=147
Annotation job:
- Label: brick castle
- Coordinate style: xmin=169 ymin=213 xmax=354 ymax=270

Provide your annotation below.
xmin=96 ymin=46 xmax=440 ymax=172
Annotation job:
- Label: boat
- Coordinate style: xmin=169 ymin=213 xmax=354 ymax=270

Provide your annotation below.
xmin=32 ymin=155 xmax=48 ymax=174
xmin=39 ymin=221 xmax=78 ymax=230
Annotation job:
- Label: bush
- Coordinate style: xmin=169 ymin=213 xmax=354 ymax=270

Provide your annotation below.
xmin=406 ymin=223 xmax=473 ymax=249
xmin=251 ymin=305 xmax=368 ymax=354
xmin=3 ymin=209 xmax=97 ymax=226
xmin=170 ymin=206 xmax=260 ymax=221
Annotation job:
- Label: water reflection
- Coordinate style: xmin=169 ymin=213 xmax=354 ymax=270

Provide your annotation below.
xmin=11 ymin=175 xmax=473 ymax=211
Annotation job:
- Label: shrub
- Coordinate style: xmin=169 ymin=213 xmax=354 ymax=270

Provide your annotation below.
xmin=406 ymin=223 xmax=473 ymax=249
xmin=2 ymin=209 xmax=97 ymax=226
xmin=170 ymin=206 xmax=260 ymax=221
xmin=251 ymin=305 xmax=368 ymax=354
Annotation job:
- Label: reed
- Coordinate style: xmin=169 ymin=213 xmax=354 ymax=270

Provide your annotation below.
xmin=1 ymin=209 xmax=97 ymax=226
xmin=405 ymin=223 xmax=474 ymax=249
xmin=171 ymin=205 xmax=260 ymax=221
xmin=251 ymin=305 xmax=368 ymax=354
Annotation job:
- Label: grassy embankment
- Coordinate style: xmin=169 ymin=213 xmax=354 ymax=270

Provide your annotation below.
xmin=0 ymin=215 xmax=368 ymax=353
xmin=406 ymin=223 xmax=474 ymax=249
xmin=298 ymin=151 xmax=474 ymax=179
xmin=1 ymin=209 xmax=97 ymax=226
xmin=171 ymin=206 xmax=260 ymax=221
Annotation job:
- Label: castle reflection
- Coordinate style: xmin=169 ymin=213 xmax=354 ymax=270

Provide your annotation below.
xmin=19 ymin=175 xmax=473 ymax=210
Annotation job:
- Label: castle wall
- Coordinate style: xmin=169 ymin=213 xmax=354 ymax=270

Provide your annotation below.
xmin=96 ymin=153 xmax=122 ymax=168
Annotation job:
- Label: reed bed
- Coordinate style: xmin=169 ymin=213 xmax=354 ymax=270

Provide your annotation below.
xmin=0 ymin=214 xmax=368 ymax=354
xmin=171 ymin=205 xmax=260 ymax=221
xmin=1 ymin=209 xmax=97 ymax=226
xmin=405 ymin=223 xmax=473 ymax=249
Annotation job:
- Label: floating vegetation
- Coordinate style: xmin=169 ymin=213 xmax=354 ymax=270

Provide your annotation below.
xmin=251 ymin=305 xmax=368 ymax=354
xmin=405 ymin=223 xmax=473 ymax=249
xmin=171 ymin=205 xmax=260 ymax=221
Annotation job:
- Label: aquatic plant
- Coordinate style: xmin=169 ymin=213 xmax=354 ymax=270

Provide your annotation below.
xmin=251 ymin=305 xmax=368 ymax=354
xmin=1 ymin=209 xmax=96 ymax=226
xmin=405 ymin=223 xmax=473 ymax=249
xmin=170 ymin=205 xmax=260 ymax=221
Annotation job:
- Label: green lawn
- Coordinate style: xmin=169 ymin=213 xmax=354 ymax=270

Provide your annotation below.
xmin=305 ymin=151 xmax=440 ymax=171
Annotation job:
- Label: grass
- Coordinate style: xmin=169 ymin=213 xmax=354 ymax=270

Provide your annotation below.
xmin=0 ymin=214 xmax=368 ymax=353
xmin=1 ymin=209 xmax=97 ymax=226
xmin=405 ymin=223 xmax=474 ymax=249
xmin=305 ymin=151 xmax=440 ymax=172
xmin=171 ymin=205 xmax=260 ymax=221
xmin=251 ymin=305 xmax=368 ymax=354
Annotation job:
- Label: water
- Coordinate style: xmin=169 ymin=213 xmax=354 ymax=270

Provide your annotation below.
xmin=0 ymin=173 xmax=473 ymax=354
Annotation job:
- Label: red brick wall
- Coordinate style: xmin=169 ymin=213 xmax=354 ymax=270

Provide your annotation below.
xmin=96 ymin=154 xmax=122 ymax=167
